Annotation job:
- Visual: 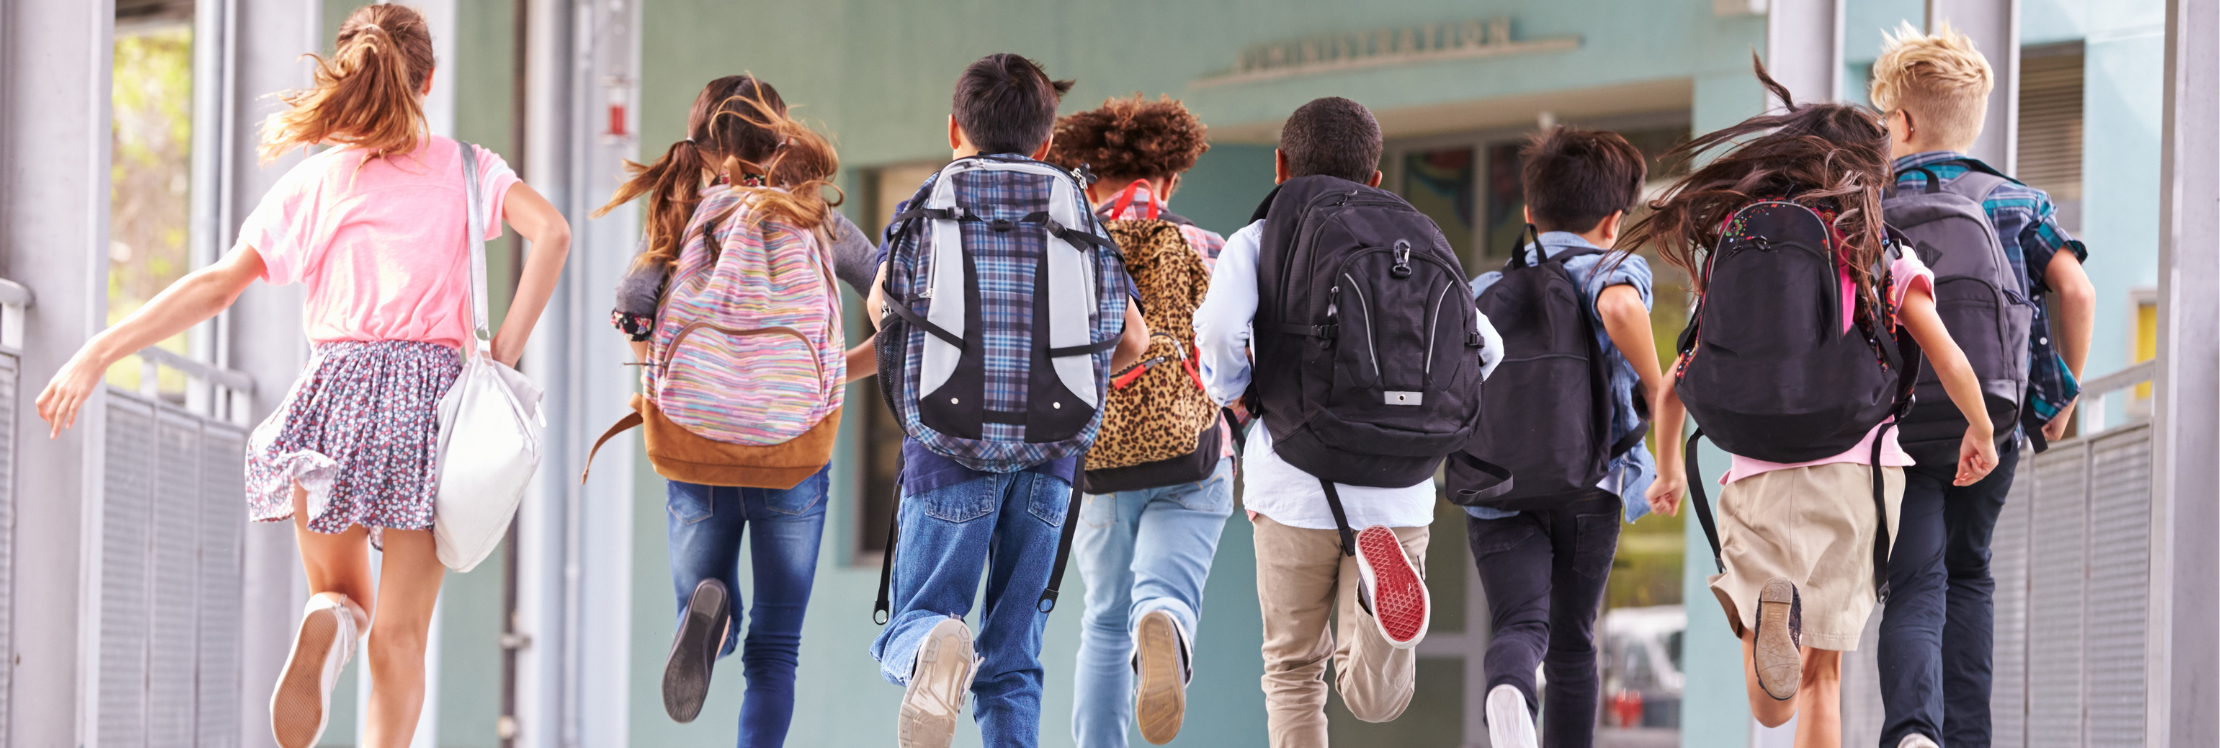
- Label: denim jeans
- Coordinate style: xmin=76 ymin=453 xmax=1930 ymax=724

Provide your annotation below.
xmin=1070 ymin=457 xmax=1235 ymax=748
xmin=871 ymin=470 xmax=1074 ymax=748
xmin=667 ymin=466 xmax=830 ymax=748
xmin=1466 ymin=496 xmax=1623 ymax=748
xmin=1880 ymin=444 xmax=2020 ymax=748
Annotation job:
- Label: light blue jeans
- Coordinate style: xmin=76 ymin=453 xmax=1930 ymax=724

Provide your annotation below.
xmin=1069 ymin=457 xmax=1235 ymax=748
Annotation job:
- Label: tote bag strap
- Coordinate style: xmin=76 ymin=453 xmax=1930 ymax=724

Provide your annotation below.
xmin=459 ymin=141 xmax=493 ymax=357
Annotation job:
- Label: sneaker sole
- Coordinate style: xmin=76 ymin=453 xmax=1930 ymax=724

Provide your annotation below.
xmin=1754 ymin=577 xmax=1801 ymax=701
xmin=1356 ymin=526 xmax=1428 ymax=647
xmin=1486 ymin=687 xmax=1538 ymax=748
xmin=1134 ymin=611 xmax=1185 ymax=745
xmin=663 ymin=581 xmax=729 ymax=723
xmin=271 ymin=607 xmax=338 ymax=748
xmin=898 ymin=620 xmax=973 ymax=748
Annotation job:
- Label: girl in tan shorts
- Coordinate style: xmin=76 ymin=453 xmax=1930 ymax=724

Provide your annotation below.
xmin=1622 ymin=60 xmax=1998 ymax=748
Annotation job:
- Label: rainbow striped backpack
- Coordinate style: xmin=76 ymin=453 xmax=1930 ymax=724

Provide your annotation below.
xmin=587 ymin=186 xmax=846 ymax=489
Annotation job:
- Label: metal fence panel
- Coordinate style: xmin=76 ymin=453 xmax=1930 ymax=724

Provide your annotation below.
xmin=198 ymin=427 xmax=246 ymax=748
xmin=2027 ymin=441 xmax=2088 ymax=748
xmin=0 ymin=353 xmax=18 ymax=740
xmin=1991 ymin=465 xmax=2034 ymax=748
xmin=2086 ymin=426 xmax=2152 ymax=746
xmin=148 ymin=414 xmax=203 ymax=745
xmin=100 ymin=398 xmax=157 ymax=748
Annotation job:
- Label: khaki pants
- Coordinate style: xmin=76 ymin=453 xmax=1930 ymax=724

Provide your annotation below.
xmin=1252 ymin=514 xmax=1428 ymax=747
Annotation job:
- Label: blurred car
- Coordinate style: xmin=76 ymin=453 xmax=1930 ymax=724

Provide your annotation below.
xmin=1598 ymin=604 xmax=1685 ymax=728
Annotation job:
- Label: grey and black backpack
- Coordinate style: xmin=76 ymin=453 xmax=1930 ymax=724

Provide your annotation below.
xmin=1882 ymin=158 xmax=2034 ymax=459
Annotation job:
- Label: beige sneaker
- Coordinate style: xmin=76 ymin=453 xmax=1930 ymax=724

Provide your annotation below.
xmin=1133 ymin=610 xmax=1191 ymax=745
xmin=1897 ymin=734 xmax=1940 ymax=748
xmin=1486 ymin=684 xmax=1538 ymax=748
xmin=1753 ymin=576 xmax=1803 ymax=701
xmin=271 ymin=594 xmax=359 ymax=748
xmin=897 ymin=617 xmax=976 ymax=748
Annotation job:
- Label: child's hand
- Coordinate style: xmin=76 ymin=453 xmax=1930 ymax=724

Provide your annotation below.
xmin=36 ymin=348 xmax=107 ymax=438
xmin=1645 ymin=469 xmax=1684 ymax=517
xmin=2042 ymin=397 xmax=2078 ymax=442
xmin=1954 ymin=424 xmax=1998 ymax=486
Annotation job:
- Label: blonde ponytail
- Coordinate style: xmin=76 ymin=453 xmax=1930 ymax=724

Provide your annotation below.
xmin=258 ymin=4 xmax=436 ymax=163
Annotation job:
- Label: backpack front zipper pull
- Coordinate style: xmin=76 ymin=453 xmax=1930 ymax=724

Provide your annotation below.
xmin=1391 ymin=240 xmax=1414 ymax=279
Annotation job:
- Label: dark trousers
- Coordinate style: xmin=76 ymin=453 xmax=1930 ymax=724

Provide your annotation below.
xmin=1879 ymin=444 xmax=2021 ymax=748
xmin=1467 ymin=497 xmax=1622 ymax=748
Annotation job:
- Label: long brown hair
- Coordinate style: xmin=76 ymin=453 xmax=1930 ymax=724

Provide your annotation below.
xmin=595 ymin=75 xmax=842 ymax=271
xmin=258 ymin=4 xmax=435 ymax=163
xmin=1620 ymin=56 xmax=1894 ymax=297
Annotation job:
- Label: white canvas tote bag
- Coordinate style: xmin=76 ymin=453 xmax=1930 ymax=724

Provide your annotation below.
xmin=433 ymin=142 xmax=545 ymax=572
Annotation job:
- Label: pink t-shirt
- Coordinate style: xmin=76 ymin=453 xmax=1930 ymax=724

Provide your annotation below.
xmin=236 ymin=136 xmax=520 ymax=350
xmin=1721 ymin=251 xmax=1936 ymax=485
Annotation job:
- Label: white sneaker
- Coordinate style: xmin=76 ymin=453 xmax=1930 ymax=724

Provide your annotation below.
xmin=1352 ymin=525 xmax=1429 ymax=648
xmin=1897 ymin=735 xmax=1940 ymax=748
xmin=1132 ymin=610 xmax=1193 ymax=745
xmin=1486 ymin=684 xmax=1538 ymax=748
xmin=271 ymin=594 xmax=359 ymax=748
xmin=897 ymin=617 xmax=976 ymax=748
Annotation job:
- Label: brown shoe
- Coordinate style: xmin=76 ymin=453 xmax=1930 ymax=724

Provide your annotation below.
xmin=1133 ymin=610 xmax=1191 ymax=744
xmin=1752 ymin=576 xmax=1803 ymax=701
xmin=897 ymin=617 xmax=975 ymax=748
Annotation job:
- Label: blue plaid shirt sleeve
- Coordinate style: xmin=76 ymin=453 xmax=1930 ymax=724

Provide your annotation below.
xmin=2020 ymin=198 xmax=2088 ymax=294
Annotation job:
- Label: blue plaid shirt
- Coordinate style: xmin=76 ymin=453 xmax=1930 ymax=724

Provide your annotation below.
xmin=1893 ymin=151 xmax=2088 ymax=432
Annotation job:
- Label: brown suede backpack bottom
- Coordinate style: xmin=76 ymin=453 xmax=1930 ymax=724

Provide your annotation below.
xmin=584 ymin=393 xmax=840 ymax=489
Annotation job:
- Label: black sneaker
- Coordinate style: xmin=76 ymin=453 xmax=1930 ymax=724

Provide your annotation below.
xmin=663 ymin=579 xmax=731 ymax=722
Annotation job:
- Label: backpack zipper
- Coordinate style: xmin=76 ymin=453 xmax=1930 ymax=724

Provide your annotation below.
xmin=1425 ymin=281 xmax=1453 ymax=376
xmin=660 ymin=322 xmax=823 ymax=383
xmin=1341 ymin=272 xmax=1379 ymax=378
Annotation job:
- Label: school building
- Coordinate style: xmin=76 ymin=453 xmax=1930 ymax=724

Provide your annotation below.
xmin=0 ymin=0 xmax=2212 ymax=747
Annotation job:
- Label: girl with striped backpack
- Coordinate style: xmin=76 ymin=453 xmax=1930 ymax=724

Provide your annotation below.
xmin=590 ymin=76 xmax=848 ymax=742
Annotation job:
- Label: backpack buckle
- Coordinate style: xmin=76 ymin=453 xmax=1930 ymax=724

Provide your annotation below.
xmin=1390 ymin=240 xmax=1414 ymax=278
xmin=989 ymin=218 xmax=1016 ymax=232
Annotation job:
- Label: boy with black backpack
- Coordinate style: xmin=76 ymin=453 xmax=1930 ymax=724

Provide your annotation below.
xmin=1195 ymin=96 xmax=1500 ymax=747
xmin=1456 ymin=127 xmax=1682 ymax=748
xmin=865 ymin=54 xmax=1152 ymax=748
xmin=1870 ymin=23 xmax=2096 ymax=748
xmin=1042 ymin=95 xmax=1234 ymax=747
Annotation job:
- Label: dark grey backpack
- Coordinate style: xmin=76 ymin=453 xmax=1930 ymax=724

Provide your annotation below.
xmin=1882 ymin=159 xmax=2033 ymax=461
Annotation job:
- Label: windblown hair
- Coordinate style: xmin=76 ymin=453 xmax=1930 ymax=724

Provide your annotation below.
xmin=1870 ymin=21 xmax=1993 ymax=149
xmin=258 ymin=4 xmax=435 ymax=163
xmin=594 ymin=75 xmax=843 ymax=271
xmin=1620 ymin=56 xmax=1894 ymax=297
xmin=1045 ymin=94 xmax=1211 ymax=182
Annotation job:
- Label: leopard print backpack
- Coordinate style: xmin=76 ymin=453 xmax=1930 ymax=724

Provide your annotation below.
xmin=1082 ymin=208 xmax=1221 ymax=488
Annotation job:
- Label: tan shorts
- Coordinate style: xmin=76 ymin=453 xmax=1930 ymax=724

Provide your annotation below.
xmin=1707 ymin=462 xmax=1903 ymax=651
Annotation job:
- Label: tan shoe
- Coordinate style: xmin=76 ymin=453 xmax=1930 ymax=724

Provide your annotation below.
xmin=897 ymin=617 xmax=976 ymax=748
xmin=271 ymin=595 xmax=359 ymax=748
xmin=1753 ymin=576 xmax=1803 ymax=701
xmin=1133 ymin=610 xmax=1191 ymax=745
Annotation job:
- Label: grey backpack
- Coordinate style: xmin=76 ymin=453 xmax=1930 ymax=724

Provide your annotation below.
xmin=1881 ymin=159 xmax=2033 ymax=461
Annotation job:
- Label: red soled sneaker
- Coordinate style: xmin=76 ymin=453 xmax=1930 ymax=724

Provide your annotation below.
xmin=1353 ymin=525 xmax=1429 ymax=649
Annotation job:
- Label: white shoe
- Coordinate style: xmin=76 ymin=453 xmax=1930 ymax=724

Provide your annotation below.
xmin=271 ymin=595 xmax=358 ymax=748
xmin=1486 ymin=684 xmax=1538 ymax=748
xmin=1897 ymin=735 xmax=1940 ymax=748
xmin=1352 ymin=525 xmax=1430 ymax=648
xmin=1132 ymin=610 xmax=1193 ymax=745
xmin=897 ymin=617 xmax=976 ymax=748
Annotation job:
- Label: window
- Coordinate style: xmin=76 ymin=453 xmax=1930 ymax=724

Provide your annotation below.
xmin=1400 ymin=147 xmax=1477 ymax=265
xmin=854 ymin=163 xmax=943 ymax=561
xmin=2019 ymin=42 xmax=2084 ymax=233
xmin=109 ymin=2 xmax=198 ymax=399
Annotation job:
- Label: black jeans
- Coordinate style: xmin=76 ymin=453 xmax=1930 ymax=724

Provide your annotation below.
xmin=1879 ymin=444 xmax=2021 ymax=748
xmin=1467 ymin=496 xmax=1622 ymax=748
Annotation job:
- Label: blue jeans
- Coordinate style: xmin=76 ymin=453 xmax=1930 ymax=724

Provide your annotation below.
xmin=871 ymin=470 xmax=1073 ymax=748
xmin=1070 ymin=458 xmax=1235 ymax=748
xmin=667 ymin=467 xmax=830 ymax=748
xmin=1880 ymin=444 xmax=2020 ymax=748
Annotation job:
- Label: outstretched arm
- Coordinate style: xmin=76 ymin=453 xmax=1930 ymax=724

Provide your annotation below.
xmin=1597 ymin=284 xmax=1686 ymax=517
xmin=36 ymin=243 xmax=266 ymax=436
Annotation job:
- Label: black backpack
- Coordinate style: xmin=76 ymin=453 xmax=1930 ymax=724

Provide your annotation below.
xmin=1449 ymin=226 xmax=1643 ymax=509
xmin=1679 ymin=200 xmax=1919 ymax=597
xmin=1882 ymin=159 xmax=2034 ymax=459
xmin=1248 ymin=175 xmax=1488 ymax=550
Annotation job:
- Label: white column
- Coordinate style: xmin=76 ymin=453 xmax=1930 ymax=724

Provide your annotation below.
xmin=2154 ymin=0 xmax=2220 ymax=744
xmin=1765 ymin=0 xmax=1845 ymax=105
xmin=0 ymin=0 xmax=111 ymax=744
xmin=1926 ymin=0 xmax=2021 ymax=172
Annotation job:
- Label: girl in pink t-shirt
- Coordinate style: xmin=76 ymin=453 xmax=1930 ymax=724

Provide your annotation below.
xmin=1622 ymin=61 xmax=1998 ymax=747
xmin=35 ymin=6 xmax=569 ymax=748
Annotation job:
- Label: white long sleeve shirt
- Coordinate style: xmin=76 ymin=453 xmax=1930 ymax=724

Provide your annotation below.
xmin=1192 ymin=220 xmax=1503 ymax=531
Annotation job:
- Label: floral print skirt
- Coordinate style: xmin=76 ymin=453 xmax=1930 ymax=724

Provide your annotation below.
xmin=246 ymin=340 xmax=463 ymax=539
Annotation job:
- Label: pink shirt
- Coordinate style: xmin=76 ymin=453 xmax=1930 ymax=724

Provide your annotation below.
xmin=1722 ymin=251 xmax=1936 ymax=485
xmin=236 ymin=136 xmax=520 ymax=350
